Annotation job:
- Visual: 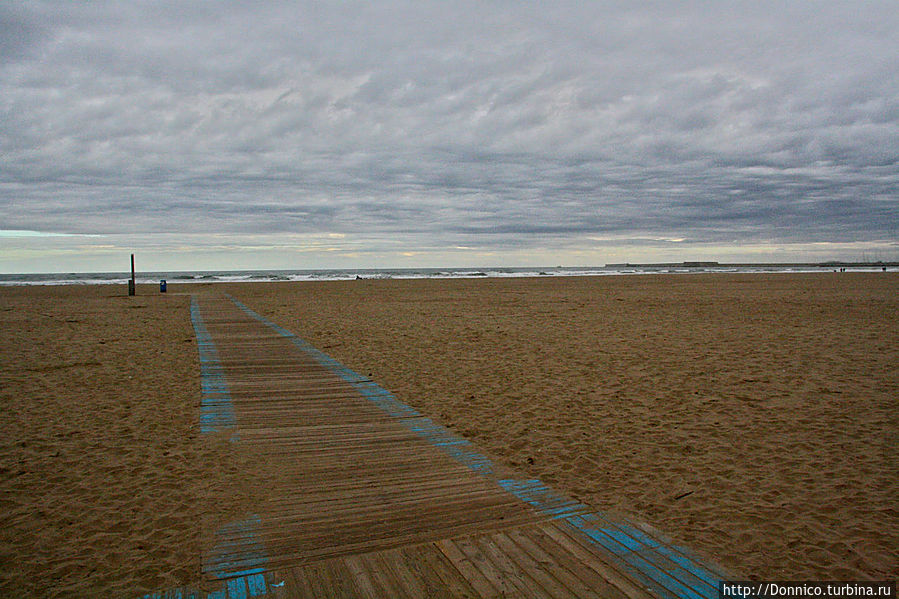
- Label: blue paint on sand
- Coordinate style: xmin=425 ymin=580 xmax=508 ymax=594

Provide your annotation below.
xmin=202 ymin=515 xmax=270 ymax=595
xmin=498 ymin=478 xmax=591 ymax=519
xmin=142 ymin=303 xmax=278 ymax=599
xmin=189 ymin=297 xmax=237 ymax=437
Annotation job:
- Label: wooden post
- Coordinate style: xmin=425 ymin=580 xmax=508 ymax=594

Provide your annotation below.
xmin=128 ymin=254 xmax=135 ymax=296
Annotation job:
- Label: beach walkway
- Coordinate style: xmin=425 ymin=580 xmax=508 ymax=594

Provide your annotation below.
xmin=153 ymin=293 xmax=729 ymax=598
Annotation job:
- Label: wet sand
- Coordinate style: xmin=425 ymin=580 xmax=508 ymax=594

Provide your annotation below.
xmin=1 ymin=273 xmax=896 ymax=595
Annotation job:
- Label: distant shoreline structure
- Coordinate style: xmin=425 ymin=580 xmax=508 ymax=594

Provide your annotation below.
xmin=604 ymin=261 xmax=899 ymax=268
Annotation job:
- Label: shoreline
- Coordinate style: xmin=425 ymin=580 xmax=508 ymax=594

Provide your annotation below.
xmin=2 ymin=264 xmax=897 ymax=287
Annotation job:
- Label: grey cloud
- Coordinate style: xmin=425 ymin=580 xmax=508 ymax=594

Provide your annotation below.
xmin=0 ymin=4 xmax=50 ymax=61
xmin=1 ymin=1 xmax=898 ymax=267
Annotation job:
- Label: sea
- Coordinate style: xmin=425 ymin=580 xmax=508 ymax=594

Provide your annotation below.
xmin=0 ymin=264 xmax=891 ymax=286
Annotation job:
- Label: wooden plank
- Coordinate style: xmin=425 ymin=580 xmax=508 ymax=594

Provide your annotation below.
xmin=342 ymin=555 xmax=380 ymax=599
xmin=271 ymin=563 xmax=314 ymax=598
xmin=491 ymin=530 xmax=575 ymax=599
xmin=434 ymin=538 xmax=501 ymax=599
xmin=541 ymin=521 xmax=654 ymax=599
xmin=632 ymin=520 xmax=729 ymax=587
xmin=358 ymin=551 xmax=415 ymax=599
xmin=299 ymin=560 xmax=331 ymax=599
xmin=322 ymin=557 xmax=369 ymax=599
xmin=452 ymin=534 xmax=525 ymax=598
xmin=509 ymin=524 xmax=621 ymax=599
xmin=403 ymin=543 xmax=480 ymax=599
xmin=474 ymin=532 xmax=555 ymax=598
xmin=560 ymin=514 xmax=714 ymax=599
xmin=377 ymin=547 xmax=430 ymax=599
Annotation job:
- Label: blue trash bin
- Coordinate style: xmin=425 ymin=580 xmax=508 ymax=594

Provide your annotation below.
xmin=160 ymin=279 xmax=167 ymax=293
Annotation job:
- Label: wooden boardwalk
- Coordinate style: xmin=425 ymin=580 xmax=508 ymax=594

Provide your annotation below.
xmin=146 ymin=294 xmax=730 ymax=598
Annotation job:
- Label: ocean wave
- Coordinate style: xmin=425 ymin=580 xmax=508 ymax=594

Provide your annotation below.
xmin=1 ymin=264 xmax=886 ymax=286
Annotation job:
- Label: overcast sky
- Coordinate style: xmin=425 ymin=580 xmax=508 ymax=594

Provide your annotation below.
xmin=2 ymin=1 xmax=898 ymax=272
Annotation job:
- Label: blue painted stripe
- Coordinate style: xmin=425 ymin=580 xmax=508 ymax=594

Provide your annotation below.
xmin=654 ymin=542 xmax=723 ymax=588
xmin=203 ymin=514 xmax=269 ymax=594
xmin=569 ymin=517 xmax=706 ymax=599
xmin=226 ymin=577 xmax=247 ymax=599
xmin=246 ymin=573 xmax=267 ymax=597
xmin=142 ymin=572 xmax=271 ymax=599
xmin=189 ymin=297 xmax=237 ymax=437
xmin=498 ymin=478 xmax=591 ymax=519
xmin=141 ymin=302 xmax=279 ymax=599
xmin=562 ymin=513 xmax=720 ymax=599
xmin=404 ymin=417 xmax=470 ymax=446
xmin=618 ymin=518 xmax=727 ymax=590
xmin=142 ymin=589 xmax=200 ymax=598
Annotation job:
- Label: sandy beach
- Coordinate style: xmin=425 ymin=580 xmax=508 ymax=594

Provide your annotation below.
xmin=218 ymin=273 xmax=898 ymax=582
xmin=1 ymin=273 xmax=897 ymax=595
xmin=0 ymin=285 xmax=254 ymax=597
